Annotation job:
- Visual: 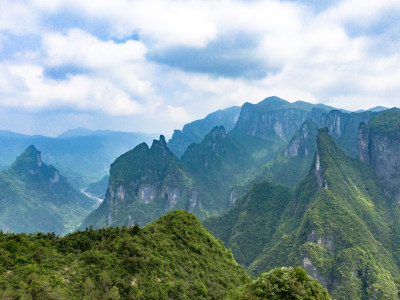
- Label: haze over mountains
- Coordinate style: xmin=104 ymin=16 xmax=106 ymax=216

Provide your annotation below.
xmin=0 ymin=129 xmax=157 ymax=189
xmin=1 ymin=96 xmax=400 ymax=299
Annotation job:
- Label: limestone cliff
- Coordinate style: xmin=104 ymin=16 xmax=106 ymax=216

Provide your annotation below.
xmin=82 ymin=136 xmax=200 ymax=228
xmin=358 ymin=110 xmax=400 ymax=200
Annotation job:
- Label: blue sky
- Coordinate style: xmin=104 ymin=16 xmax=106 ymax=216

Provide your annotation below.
xmin=0 ymin=0 xmax=399 ymax=136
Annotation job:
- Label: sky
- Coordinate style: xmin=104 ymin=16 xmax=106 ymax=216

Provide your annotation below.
xmin=0 ymin=0 xmax=400 ymax=137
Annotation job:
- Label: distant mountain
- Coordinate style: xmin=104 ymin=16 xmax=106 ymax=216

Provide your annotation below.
xmin=181 ymin=126 xmax=256 ymax=212
xmin=0 ymin=146 xmax=97 ymax=235
xmin=206 ymin=128 xmax=400 ymax=299
xmin=81 ymin=136 xmax=200 ymax=229
xmin=0 ymin=130 xmax=158 ymax=188
xmin=168 ymin=106 xmax=241 ymax=157
xmin=229 ymin=96 xmax=333 ymax=165
xmin=83 ymin=97 xmax=337 ymax=228
xmin=252 ymin=118 xmax=319 ymax=188
xmin=318 ymin=109 xmax=380 ymax=157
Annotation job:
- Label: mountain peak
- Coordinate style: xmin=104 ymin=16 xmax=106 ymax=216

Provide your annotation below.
xmin=208 ymin=126 xmax=226 ymax=139
xmin=151 ymin=135 xmax=170 ymax=156
xmin=16 ymin=145 xmax=42 ymax=168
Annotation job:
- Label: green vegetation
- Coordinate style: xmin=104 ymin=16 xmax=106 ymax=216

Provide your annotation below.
xmin=228 ymin=266 xmax=331 ymax=300
xmin=182 ymin=126 xmax=256 ymax=213
xmin=0 ymin=210 xmax=330 ymax=299
xmin=82 ymin=136 xmax=198 ymax=229
xmin=206 ymin=128 xmax=400 ymax=299
xmin=204 ymin=181 xmax=291 ymax=268
xmin=0 ymin=146 xmax=96 ymax=235
xmin=368 ymin=109 xmax=400 ymax=139
xmin=252 ymin=118 xmax=319 ymax=187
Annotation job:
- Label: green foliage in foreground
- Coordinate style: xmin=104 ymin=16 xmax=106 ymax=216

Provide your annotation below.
xmin=227 ymin=266 xmax=331 ymax=300
xmin=0 ymin=210 xmax=330 ymax=299
xmin=0 ymin=211 xmax=248 ymax=299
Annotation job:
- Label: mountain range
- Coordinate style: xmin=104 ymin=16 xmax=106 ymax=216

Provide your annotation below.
xmin=1 ymin=95 xmax=399 ymax=298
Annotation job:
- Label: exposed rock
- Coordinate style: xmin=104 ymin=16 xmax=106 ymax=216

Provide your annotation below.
xmin=302 ymin=256 xmax=328 ymax=288
xmin=228 ymin=188 xmax=237 ymax=207
xmin=358 ymin=111 xmax=400 ymax=199
xmin=307 ymin=229 xmax=334 ymax=252
xmin=188 ymin=189 xmax=200 ymax=212
xmin=49 ymin=171 xmax=59 ymax=186
xmin=138 ymin=184 xmax=156 ymax=204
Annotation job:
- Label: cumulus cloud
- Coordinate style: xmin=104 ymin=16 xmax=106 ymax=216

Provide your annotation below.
xmin=42 ymin=28 xmax=147 ymax=68
xmin=0 ymin=0 xmax=400 ymax=134
xmin=0 ymin=63 xmax=144 ymax=115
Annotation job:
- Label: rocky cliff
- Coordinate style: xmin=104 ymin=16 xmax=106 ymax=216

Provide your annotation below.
xmin=319 ymin=109 xmax=379 ymax=157
xmin=358 ymin=110 xmax=400 ymax=200
xmin=82 ymin=136 xmax=200 ymax=228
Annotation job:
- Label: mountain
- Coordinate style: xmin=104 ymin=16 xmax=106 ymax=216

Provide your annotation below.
xmin=0 ymin=211 xmax=249 ymax=299
xmin=168 ymin=106 xmax=241 ymax=158
xmin=203 ymin=181 xmax=292 ymax=268
xmin=359 ymin=109 xmax=400 ymax=201
xmin=206 ymin=129 xmax=400 ymax=299
xmin=229 ymin=96 xmax=333 ymax=166
xmin=181 ymin=126 xmax=256 ymax=212
xmin=83 ymin=97 xmax=337 ymax=228
xmin=0 ymin=146 xmax=97 ymax=235
xmin=82 ymin=136 xmax=201 ymax=229
xmin=252 ymin=118 xmax=319 ymax=188
xmin=0 ymin=210 xmax=330 ymax=299
xmin=318 ymin=109 xmax=380 ymax=157
xmin=0 ymin=130 xmax=157 ymax=188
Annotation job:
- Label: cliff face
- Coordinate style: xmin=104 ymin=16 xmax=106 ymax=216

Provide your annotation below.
xmin=358 ymin=110 xmax=400 ymax=200
xmin=181 ymin=126 xmax=255 ymax=212
xmin=83 ymin=136 xmax=200 ymax=228
xmin=319 ymin=110 xmax=378 ymax=157
xmin=233 ymin=102 xmax=309 ymax=142
xmin=242 ymin=129 xmax=400 ymax=299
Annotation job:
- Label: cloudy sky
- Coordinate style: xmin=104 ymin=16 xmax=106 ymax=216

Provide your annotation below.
xmin=0 ymin=0 xmax=399 ymax=136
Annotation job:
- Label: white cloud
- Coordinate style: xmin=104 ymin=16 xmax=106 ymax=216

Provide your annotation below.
xmin=1 ymin=0 xmax=400 ymax=134
xmin=43 ymin=28 xmax=147 ymax=68
xmin=0 ymin=0 xmax=39 ymax=34
xmin=1 ymin=63 xmax=144 ymax=115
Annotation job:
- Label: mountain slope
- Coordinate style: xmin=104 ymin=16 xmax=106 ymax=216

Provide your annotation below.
xmin=229 ymin=96 xmax=332 ymax=166
xmin=181 ymin=126 xmax=256 ymax=212
xmin=206 ymin=128 xmax=400 ymax=299
xmin=204 ymin=181 xmax=291 ymax=268
xmin=252 ymin=118 xmax=319 ymax=187
xmin=0 ymin=146 xmax=97 ymax=235
xmin=0 ymin=211 xmax=249 ymax=299
xmin=249 ymin=128 xmax=400 ymax=299
xmin=82 ymin=136 xmax=200 ymax=229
